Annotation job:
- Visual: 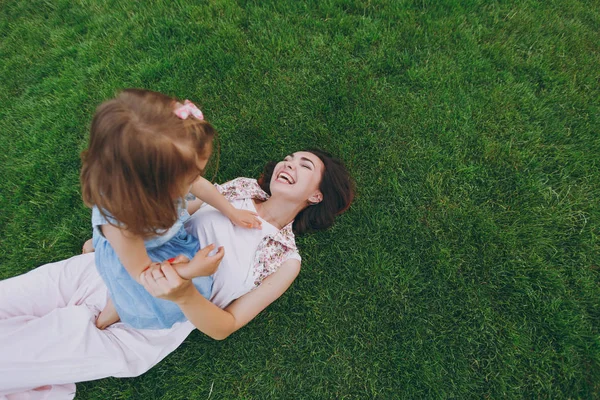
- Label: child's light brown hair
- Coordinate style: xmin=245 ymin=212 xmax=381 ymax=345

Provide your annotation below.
xmin=81 ymin=88 xmax=215 ymax=238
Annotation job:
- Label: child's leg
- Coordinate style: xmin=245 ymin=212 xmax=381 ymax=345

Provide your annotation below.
xmin=82 ymin=238 xmax=95 ymax=253
xmin=95 ymin=298 xmax=120 ymax=329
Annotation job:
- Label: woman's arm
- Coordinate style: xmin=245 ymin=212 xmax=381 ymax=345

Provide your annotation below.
xmin=141 ymin=259 xmax=301 ymax=340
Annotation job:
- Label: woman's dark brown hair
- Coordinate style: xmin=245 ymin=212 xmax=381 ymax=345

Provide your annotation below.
xmin=80 ymin=89 xmax=216 ymax=237
xmin=258 ymin=149 xmax=355 ymax=234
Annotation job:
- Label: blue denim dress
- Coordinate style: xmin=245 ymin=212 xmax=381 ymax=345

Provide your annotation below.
xmin=92 ymin=197 xmax=212 ymax=329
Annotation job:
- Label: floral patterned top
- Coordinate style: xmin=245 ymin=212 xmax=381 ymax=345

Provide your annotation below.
xmin=214 ymin=177 xmax=299 ymax=286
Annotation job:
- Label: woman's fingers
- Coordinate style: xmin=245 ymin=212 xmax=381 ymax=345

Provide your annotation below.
xmin=140 ymin=270 xmax=155 ymax=295
xmin=160 ymin=262 xmax=182 ymax=284
xmin=141 ymin=265 xmax=166 ymax=295
xmin=142 ymin=261 xmax=187 ymax=298
xmin=151 ymin=268 xmax=164 ymax=280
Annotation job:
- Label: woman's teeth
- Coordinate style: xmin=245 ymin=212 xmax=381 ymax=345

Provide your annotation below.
xmin=278 ymin=172 xmax=294 ymax=184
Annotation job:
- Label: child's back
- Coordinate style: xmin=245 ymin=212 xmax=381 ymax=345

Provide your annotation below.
xmin=81 ymin=89 xmax=218 ymax=329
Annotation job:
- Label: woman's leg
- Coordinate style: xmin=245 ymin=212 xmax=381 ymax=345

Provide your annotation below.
xmin=0 ymin=253 xmax=104 ymax=319
xmin=0 ymin=253 xmax=195 ymax=398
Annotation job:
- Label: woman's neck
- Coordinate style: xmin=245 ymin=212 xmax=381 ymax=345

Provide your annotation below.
xmin=254 ymin=197 xmax=303 ymax=230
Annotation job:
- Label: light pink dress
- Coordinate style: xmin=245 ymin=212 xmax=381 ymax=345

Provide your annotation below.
xmin=0 ymin=253 xmax=196 ymax=399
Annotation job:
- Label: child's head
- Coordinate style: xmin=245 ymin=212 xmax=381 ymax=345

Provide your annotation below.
xmin=81 ymin=88 xmax=215 ymax=237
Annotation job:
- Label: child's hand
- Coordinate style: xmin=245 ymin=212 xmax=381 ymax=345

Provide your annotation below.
xmin=228 ymin=208 xmax=262 ymax=229
xmin=171 ymin=244 xmax=225 ymax=280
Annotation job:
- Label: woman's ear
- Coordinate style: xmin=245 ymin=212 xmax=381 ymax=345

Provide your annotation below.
xmin=308 ymin=191 xmax=323 ymax=205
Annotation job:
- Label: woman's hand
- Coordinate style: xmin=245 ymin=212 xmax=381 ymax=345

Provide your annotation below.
xmin=140 ymin=262 xmax=196 ymax=304
xmin=227 ymin=208 xmax=262 ymax=229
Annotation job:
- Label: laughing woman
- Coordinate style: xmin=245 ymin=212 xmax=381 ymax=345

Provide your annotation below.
xmin=0 ymin=149 xmax=354 ymax=399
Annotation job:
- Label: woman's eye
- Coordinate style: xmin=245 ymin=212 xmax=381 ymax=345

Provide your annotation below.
xmin=302 ymin=165 xmax=311 ymax=169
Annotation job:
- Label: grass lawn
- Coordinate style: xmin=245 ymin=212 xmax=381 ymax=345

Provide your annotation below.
xmin=1 ymin=0 xmax=599 ymax=398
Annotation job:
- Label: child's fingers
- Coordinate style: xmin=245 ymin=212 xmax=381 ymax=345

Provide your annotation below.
xmin=202 ymin=246 xmax=224 ymax=270
xmin=208 ymin=246 xmax=225 ymax=264
xmin=202 ymin=246 xmax=224 ymax=275
xmin=171 ymin=254 xmax=189 ymax=264
xmin=196 ymin=243 xmax=216 ymax=257
xmin=210 ymin=245 xmax=225 ymax=259
xmin=243 ymin=215 xmax=262 ymax=229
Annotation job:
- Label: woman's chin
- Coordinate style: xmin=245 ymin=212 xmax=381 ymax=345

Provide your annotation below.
xmin=270 ymin=184 xmax=300 ymax=200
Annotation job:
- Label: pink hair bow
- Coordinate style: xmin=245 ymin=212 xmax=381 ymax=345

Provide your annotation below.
xmin=174 ymin=100 xmax=204 ymax=120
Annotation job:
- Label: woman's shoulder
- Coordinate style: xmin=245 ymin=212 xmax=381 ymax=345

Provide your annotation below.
xmin=215 ymin=177 xmax=268 ymax=202
xmin=216 ymin=177 xmax=257 ymax=189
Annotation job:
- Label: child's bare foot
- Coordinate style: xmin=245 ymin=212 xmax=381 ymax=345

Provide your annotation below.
xmin=96 ymin=299 xmax=120 ymax=329
xmin=82 ymin=238 xmax=95 ymax=254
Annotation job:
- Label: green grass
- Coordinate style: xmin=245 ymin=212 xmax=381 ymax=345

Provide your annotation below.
xmin=1 ymin=0 xmax=599 ymax=398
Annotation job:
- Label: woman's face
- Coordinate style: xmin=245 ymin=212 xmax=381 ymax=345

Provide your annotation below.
xmin=270 ymin=151 xmax=325 ymax=205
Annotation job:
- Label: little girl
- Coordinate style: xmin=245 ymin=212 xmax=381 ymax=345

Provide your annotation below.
xmin=80 ymin=89 xmax=260 ymax=329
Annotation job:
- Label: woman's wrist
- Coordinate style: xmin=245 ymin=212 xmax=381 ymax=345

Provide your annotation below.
xmin=172 ymin=282 xmax=201 ymax=306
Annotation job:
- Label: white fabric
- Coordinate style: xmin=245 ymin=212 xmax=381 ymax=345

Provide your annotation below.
xmin=0 ymin=253 xmax=195 ymax=399
xmin=187 ymin=197 xmax=301 ymax=309
xmin=0 ymin=196 xmax=300 ymax=399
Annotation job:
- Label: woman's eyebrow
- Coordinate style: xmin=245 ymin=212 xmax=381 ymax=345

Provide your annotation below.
xmin=300 ymin=157 xmax=315 ymax=167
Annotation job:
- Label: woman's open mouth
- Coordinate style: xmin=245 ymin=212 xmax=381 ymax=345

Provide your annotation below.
xmin=276 ymin=171 xmax=295 ymax=184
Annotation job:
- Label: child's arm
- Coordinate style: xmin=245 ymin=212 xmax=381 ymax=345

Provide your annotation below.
xmin=101 ymin=224 xmax=153 ymax=284
xmin=167 ymin=245 xmax=224 ymax=280
xmin=186 ymin=198 xmax=203 ymax=215
xmin=190 ymin=177 xmax=262 ymax=229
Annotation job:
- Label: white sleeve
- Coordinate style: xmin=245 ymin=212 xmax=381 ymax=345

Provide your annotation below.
xmin=285 ymin=252 xmax=301 ymax=263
